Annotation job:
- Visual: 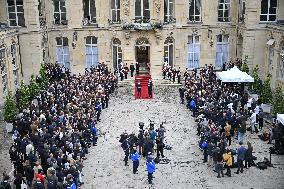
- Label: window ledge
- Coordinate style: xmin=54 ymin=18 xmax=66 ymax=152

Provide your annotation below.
xmin=82 ymin=23 xmax=98 ymax=27
xmin=187 ymin=21 xmax=202 ymax=24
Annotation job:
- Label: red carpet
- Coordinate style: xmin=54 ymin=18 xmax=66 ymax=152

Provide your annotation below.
xmin=134 ymin=74 xmax=153 ymax=99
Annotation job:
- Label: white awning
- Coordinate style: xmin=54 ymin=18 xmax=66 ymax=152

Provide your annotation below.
xmin=267 ymin=39 xmax=275 ymax=46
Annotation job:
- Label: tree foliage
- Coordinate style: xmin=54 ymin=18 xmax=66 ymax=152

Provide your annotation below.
xmin=251 ymin=65 xmax=261 ymax=94
xmin=272 ymin=85 xmax=284 ymax=115
xmin=3 ymin=91 xmax=18 ymax=122
xmin=18 ymin=80 xmax=30 ymax=111
xmin=241 ymin=56 xmax=250 ymax=74
xmin=261 ymin=74 xmax=273 ymax=104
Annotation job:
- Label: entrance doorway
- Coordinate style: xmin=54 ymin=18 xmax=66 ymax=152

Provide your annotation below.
xmin=135 ymin=38 xmax=150 ymax=74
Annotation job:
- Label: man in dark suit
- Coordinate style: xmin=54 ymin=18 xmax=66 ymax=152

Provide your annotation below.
xmin=136 ymin=62 xmax=140 ymax=75
xmin=148 ymin=79 xmax=153 ymax=98
xmin=130 ymin=63 xmax=135 ymax=77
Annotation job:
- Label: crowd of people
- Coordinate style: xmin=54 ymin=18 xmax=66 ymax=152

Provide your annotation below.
xmin=2 ymin=63 xmax=117 ymax=189
xmin=119 ymin=121 xmax=166 ymax=184
xmin=179 ymin=64 xmax=262 ymax=178
xmin=162 ymin=63 xmax=182 ymax=84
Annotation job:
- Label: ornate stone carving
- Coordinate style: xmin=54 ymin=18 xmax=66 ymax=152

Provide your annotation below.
xmin=123 ymin=0 xmax=130 ymax=16
xmin=154 ymin=0 xmax=161 ymax=14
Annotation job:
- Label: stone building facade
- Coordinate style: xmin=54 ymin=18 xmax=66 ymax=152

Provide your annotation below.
xmin=0 ymin=0 xmax=284 ymax=104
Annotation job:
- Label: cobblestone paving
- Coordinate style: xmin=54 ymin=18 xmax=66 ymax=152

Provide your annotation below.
xmin=82 ymin=84 xmax=284 ymax=189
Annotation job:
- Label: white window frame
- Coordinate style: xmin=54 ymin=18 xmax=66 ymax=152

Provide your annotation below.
xmin=85 ymin=36 xmax=98 ymax=68
xmin=187 ymin=35 xmax=200 ymax=69
xmin=164 ymin=38 xmax=174 ymax=67
xmin=7 ymin=0 xmax=25 ymax=27
xmin=218 ymin=0 xmax=231 ymax=22
xmin=279 ymin=46 xmax=284 ymax=79
xmin=0 ymin=46 xmax=8 ymax=95
xmin=111 ymin=0 xmax=120 ymax=23
xmin=135 ymin=0 xmax=150 ymax=21
xmin=215 ymin=35 xmax=229 ymax=69
xmin=164 ymin=0 xmax=174 ymax=23
xmin=260 ymin=0 xmax=278 ymax=22
xmin=112 ymin=40 xmax=122 ymax=70
xmin=54 ymin=0 xmax=66 ymax=25
xmin=56 ymin=37 xmax=70 ymax=69
xmin=83 ymin=0 xmax=96 ymax=24
xmin=188 ymin=0 xmax=201 ymax=22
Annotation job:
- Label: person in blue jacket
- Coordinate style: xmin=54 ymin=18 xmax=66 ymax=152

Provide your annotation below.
xmin=131 ymin=148 xmax=140 ymax=174
xmin=91 ymin=123 xmax=98 ymax=146
xmin=146 ymin=158 xmax=156 ymax=184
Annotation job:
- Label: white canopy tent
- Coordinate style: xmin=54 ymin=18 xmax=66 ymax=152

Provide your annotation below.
xmin=216 ymin=66 xmax=254 ymax=83
xmin=277 ymin=114 xmax=284 ymax=125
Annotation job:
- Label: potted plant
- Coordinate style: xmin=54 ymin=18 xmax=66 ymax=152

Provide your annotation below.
xmin=3 ymin=90 xmax=18 ymax=132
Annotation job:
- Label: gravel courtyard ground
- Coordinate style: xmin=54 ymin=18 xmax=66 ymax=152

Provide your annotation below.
xmin=82 ymin=82 xmax=284 ymax=189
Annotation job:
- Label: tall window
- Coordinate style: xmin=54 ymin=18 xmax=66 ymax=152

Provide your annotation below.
xmin=218 ymin=0 xmax=230 ymax=22
xmin=260 ymin=0 xmax=277 ymax=22
xmin=11 ymin=43 xmax=19 ymax=88
xmin=268 ymin=45 xmax=274 ymax=74
xmin=7 ymin=0 xmax=25 ymax=26
xmin=56 ymin=37 xmax=70 ymax=69
xmin=83 ymin=0 xmax=96 ymax=25
xmin=111 ymin=0 xmax=120 ymax=23
xmin=164 ymin=37 xmax=174 ymax=67
xmin=0 ymin=46 xmax=8 ymax=95
xmin=164 ymin=0 xmax=174 ymax=23
xmin=239 ymin=0 xmax=246 ymax=22
xmin=187 ymin=35 xmax=200 ymax=69
xmin=279 ymin=45 xmax=284 ymax=79
xmin=86 ymin=36 xmax=98 ymax=68
xmin=135 ymin=0 xmax=150 ymax=22
xmin=188 ymin=0 xmax=201 ymax=22
xmin=112 ymin=38 xmax=122 ymax=70
xmin=215 ymin=34 xmax=229 ymax=69
xmin=54 ymin=0 xmax=67 ymax=25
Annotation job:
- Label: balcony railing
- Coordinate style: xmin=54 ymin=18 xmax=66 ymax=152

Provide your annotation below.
xmin=122 ymin=20 xmax=163 ymax=30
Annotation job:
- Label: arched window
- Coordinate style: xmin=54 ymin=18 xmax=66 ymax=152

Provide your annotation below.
xmin=135 ymin=0 xmax=150 ymax=22
xmin=187 ymin=35 xmax=200 ymax=69
xmin=279 ymin=45 xmax=284 ymax=78
xmin=260 ymin=0 xmax=277 ymax=22
xmin=164 ymin=0 xmax=174 ymax=23
xmin=112 ymin=38 xmax=122 ymax=70
xmin=164 ymin=37 xmax=174 ymax=67
xmin=218 ymin=0 xmax=230 ymax=22
xmin=188 ymin=0 xmax=201 ymax=22
xmin=85 ymin=36 xmax=98 ymax=68
xmin=215 ymin=34 xmax=229 ymax=69
xmin=56 ymin=37 xmax=70 ymax=69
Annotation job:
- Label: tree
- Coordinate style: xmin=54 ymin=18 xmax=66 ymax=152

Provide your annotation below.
xmin=260 ymin=74 xmax=273 ymax=104
xmin=251 ymin=65 xmax=261 ymax=94
xmin=39 ymin=63 xmax=49 ymax=88
xmin=18 ymin=80 xmax=30 ymax=111
xmin=241 ymin=55 xmax=249 ymax=74
xmin=272 ymin=85 xmax=284 ymax=116
xmin=29 ymin=74 xmax=40 ymax=99
xmin=3 ymin=91 xmax=18 ymax=123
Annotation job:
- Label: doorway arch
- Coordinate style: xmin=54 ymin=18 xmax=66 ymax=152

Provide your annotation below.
xmin=135 ymin=37 xmax=150 ymax=74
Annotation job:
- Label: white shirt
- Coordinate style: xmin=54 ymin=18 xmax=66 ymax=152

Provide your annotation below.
xmin=250 ymin=112 xmax=257 ymax=123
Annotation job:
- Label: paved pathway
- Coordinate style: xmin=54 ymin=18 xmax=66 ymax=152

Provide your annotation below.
xmin=81 ymin=84 xmax=284 ymax=189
